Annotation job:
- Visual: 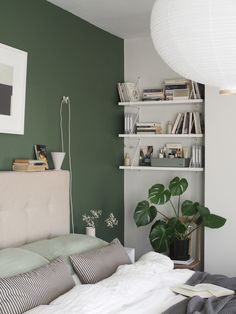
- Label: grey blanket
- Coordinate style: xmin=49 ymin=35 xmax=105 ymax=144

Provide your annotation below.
xmin=163 ymin=271 xmax=236 ymax=314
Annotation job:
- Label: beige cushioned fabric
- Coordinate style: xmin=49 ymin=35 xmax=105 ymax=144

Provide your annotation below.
xmin=0 ymin=171 xmax=70 ymax=249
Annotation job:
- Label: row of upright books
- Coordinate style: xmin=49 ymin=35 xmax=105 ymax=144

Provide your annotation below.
xmin=172 ymin=112 xmax=203 ymax=134
xmin=117 ymin=78 xmax=204 ymax=102
xmin=190 ymin=145 xmax=203 ymax=168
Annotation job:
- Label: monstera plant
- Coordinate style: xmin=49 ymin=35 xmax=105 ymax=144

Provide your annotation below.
xmin=134 ymin=177 xmax=226 ymax=255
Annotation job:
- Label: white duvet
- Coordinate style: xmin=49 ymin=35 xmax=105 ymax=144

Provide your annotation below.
xmin=26 ymin=252 xmax=193 ymax=314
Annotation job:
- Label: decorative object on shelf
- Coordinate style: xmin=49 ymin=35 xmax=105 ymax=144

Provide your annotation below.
xmin=0 ymin=43 xmax=27 ymax=135
xmin=117 ymin=78 xmax=141 ymax=102
xmin=133 ymin=177 xmax=226 ymax=259
xmin=51 ymin=152 xmax=65 ymax=170
xmin=139 ymin=146 xmax=153 ymax=166
xmin=166 ymin=121 xmax=173 ymax=134
xmin=82 ymin=209 xmax=118 ymax=237
xmin=124 ymin=153 xmax=131 ymax=166
xmin=34 ymin=144 xmax=49 ymax=170
xmin=151 ymin=0 xmax=236 ymax=94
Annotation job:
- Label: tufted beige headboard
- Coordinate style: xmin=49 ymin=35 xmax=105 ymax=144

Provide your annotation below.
xmin=0 ymin=170 xmax=70 ymax=249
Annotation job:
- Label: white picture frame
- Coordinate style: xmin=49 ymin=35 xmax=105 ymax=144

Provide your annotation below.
xmin=0 ymin=43 xmax=27 ymax=135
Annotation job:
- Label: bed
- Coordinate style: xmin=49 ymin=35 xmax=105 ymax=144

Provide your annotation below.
xmin=0 ymin=171 xmax=234 ymax=314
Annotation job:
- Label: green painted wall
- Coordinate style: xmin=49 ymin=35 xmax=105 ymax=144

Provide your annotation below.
xmin=0 ymin=0 xmax=124 ymax=242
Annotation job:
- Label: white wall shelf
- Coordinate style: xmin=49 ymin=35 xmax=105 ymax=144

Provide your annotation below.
xmin=119 ymin=166 xmax=204 ymax=172
xmin=119 ymin=134 xmax=204 ymax=138
xmin=118 ymin=99 xmax=203 ymax=107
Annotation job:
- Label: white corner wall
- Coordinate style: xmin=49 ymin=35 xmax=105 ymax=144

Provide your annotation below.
xmin=205 ymin=86 xmax=236 ymax=276
xmin=124 ymin=37 xmax=203 ymax=259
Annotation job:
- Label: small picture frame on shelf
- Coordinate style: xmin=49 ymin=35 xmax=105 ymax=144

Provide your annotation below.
xmin=166 ymin=143 xmax=182 ymax=158
xmin=139 ymin=146 xmax=153 ymax=166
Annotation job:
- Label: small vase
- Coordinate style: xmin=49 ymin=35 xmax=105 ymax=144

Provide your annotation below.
xmin=51 ymin=152 xmax=65 ymax=170
xmin=86 ymin=227 xmax=96 ymax=237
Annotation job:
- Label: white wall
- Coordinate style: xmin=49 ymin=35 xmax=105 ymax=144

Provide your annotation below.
xmin=205 ymin=86 xmax=236 ymax=276
xmin=124 ymin=37 xmax=204 ymax=259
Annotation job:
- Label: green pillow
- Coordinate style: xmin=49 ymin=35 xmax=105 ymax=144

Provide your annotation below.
xmin=21 ymin=234 xmax=107 ymax=274
xmin=0 ymin=248 xmax=48 ymax=278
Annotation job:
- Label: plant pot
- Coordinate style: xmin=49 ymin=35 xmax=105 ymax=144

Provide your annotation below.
xmin=86 ymin=227 xmax=96 ymax=237
xmin=169 ymin=239 xmax=190 ymax=261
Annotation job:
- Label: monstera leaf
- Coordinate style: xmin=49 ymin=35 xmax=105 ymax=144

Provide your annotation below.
xmin=149 ymin=220 xmax=174 ymax=253
xmin=197 ymin=205 xmax=210 ymax=217
xmin=202 ymin=214 xmax=226 ymax=228
xmin=148 ymin=184 xmax=171 ymax=205
xmin=182 ymin=200 xmax=199 ymax=216
xmin=168 ymin=217 xmax=187 ymax=234
xmin=133 ymin=201 xmax=157 ymax=227
xmin=169 ymin=177 xmax=188 ymax=196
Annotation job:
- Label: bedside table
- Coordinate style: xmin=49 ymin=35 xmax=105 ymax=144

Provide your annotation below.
xmin=174 ymin=259 xmax=200 ymax=271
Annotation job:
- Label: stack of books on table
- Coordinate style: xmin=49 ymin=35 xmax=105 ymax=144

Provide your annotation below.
xmin=136 ymin=122 xmax=158 ymax=134
xmin=171 ymin=111 xmax=204 ymax=134
xmin=12 ymin=160 xmax=46 ymax=172
xmin=164 ymin=78 xmax=191 ymax=100
xmin=142 ymin=88 xmax=164 ymax=101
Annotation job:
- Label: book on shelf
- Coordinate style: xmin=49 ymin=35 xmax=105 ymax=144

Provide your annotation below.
xmin=172 ymin=257 xmax=194 ymax=265
xmin=171 ymin=113 xmax=182 ymax=134
xmin=171 ymin=111 xmax=203 ymax=135
xmin=172 ymin=283 xmax=234 ymax=298
xmin=142 ymin=88 xmax=164 ymax=101
xmin=164 ymin=78 xmax=190 ymax=85
xmin=34 ymin=144 xmax=49 ymax=170
xmin=190 ymin=80 xmax=205 ymax=99
xmin=193 ymin=112 xmax=202 ymax=134
xmin=12 ymin=163 xmax=46 ymax=172
xmin=14 ymin=159 xmax=45 ymax=165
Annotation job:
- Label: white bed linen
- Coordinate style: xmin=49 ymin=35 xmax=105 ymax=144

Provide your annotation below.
xmin=25 ymin=252 xmax=193 ymax=314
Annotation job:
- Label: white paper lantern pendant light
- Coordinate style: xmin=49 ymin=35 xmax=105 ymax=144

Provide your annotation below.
xmin=151 ymin=0 xmax=236 ymax=95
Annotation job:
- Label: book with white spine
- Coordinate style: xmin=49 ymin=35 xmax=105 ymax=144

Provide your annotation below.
xmin=172 ymin=283 xmax=234 ymax=298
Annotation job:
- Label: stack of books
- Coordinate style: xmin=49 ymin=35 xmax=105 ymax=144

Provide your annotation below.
xmin=164 ymin=78 xmax=190 ymax=100
xmin=171 ymin=112 xmax=203 ymax=134
xmin=142 ymin=88 xmax=164 ymax=101
xmin=136 ymin=122 xmax=158 ymax=134
xmin=117 ymin=82 xmax=140 ymax=102
xmin=12 ymin=160 xmax=46 ymax=172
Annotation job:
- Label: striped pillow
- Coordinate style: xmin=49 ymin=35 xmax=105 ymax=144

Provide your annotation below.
xmin=0 ymin=257 xmax=75 ymax=314
xmin=70 ymin=238 xmax=131 ymax=284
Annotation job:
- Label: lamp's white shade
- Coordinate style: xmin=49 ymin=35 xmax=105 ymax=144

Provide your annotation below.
xmin=151 ymin=0 xmax=236 ymax=93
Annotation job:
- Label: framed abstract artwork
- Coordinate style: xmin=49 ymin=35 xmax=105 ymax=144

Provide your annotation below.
xmin=0 ymin=43 xmax=27 ymax=135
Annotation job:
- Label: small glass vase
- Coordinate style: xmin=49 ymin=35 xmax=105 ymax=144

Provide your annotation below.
xmin=86 ymin=226 xmax=96 ymax=237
